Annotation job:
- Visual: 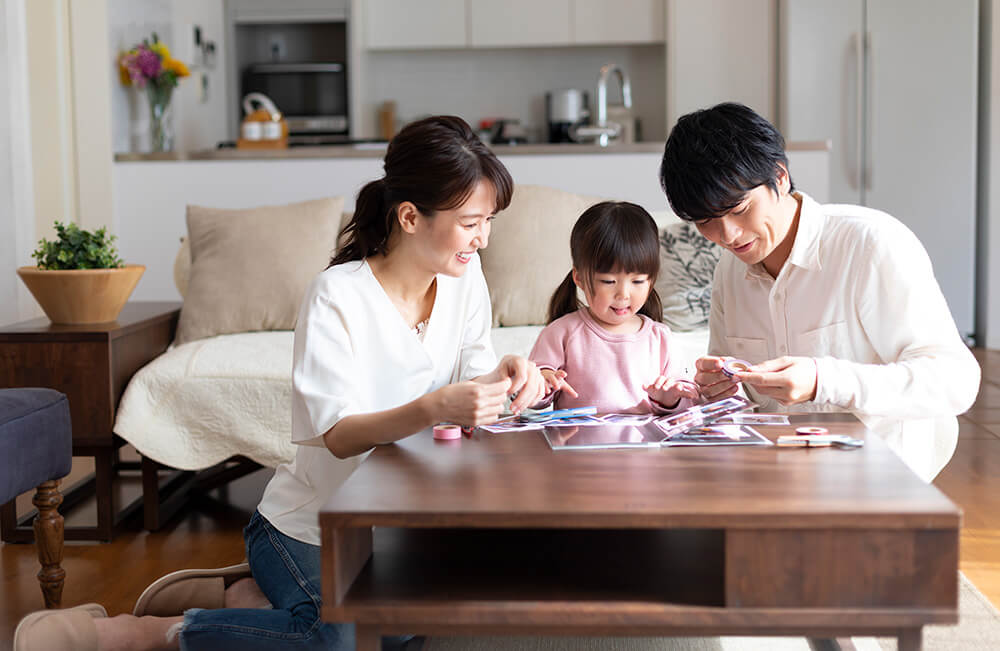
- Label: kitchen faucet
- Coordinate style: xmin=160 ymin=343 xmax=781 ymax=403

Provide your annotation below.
xmin=575 ymin=63 xmax=632 ymax=146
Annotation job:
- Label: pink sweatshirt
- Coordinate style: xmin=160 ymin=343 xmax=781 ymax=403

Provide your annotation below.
xmin=529 ymin=309 xmax=693 ymax=415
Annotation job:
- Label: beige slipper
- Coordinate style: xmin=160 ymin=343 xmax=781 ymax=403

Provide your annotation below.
xmin=132 ymin=562 xmax=252 ymax=617
xmin=13 ymin=603 xmax=107 ymax=651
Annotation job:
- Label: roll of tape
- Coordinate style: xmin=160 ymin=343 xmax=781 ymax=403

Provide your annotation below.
xmin=795 ymin=426 xmax=829 ymax=436
xmin=433 ymin=424 xmax=462 ymax=440
xmin=722 ymin=358 xmax=752 ymax=378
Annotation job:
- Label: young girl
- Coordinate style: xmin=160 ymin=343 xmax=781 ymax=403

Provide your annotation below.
xmin=530 ymin=201 xmax=700 ymax=414
xmin=14 ymin=116 xmax=545 ymax=651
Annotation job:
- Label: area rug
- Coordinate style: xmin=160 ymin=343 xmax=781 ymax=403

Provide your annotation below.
xmin=423 ymin=573 xmax=999 ymax=650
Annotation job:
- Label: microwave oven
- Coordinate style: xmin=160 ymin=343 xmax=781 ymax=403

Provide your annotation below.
xmin=242 ymin=63 xmax=348 ymax=134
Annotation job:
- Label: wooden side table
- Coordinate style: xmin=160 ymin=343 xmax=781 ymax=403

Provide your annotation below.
xmin=0 ymin=302 xmax=181 ymax=542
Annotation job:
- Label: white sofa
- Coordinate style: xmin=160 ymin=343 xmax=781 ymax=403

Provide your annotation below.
xmin=113 ymin=186 xmax=712 ymax=472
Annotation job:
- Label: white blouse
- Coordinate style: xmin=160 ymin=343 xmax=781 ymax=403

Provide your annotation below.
xmin=709 ymin=192 xmax=980 ymax=482
xmin=257 ymin=254 xmax=497 ymax=545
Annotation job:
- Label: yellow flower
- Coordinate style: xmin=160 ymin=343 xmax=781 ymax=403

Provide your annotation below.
xmin=150 ymin=41 xmax=171 ymax=60
xmin=118 ymin=62 xmax=132 ymax=86
xmin=163 ymin=58 xmax=190 ymax=78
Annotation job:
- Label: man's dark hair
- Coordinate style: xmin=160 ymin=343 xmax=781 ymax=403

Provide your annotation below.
xmin=659 ymin=102 xmax=794 ymax=222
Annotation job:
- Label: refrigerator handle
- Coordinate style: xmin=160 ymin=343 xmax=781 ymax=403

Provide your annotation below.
xmin=864 ymin=30 xmax=873 ymax=193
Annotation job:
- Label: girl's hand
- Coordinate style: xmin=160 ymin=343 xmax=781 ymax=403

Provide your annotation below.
xmin=733 ymin=356 xmax=818 ymax=406
xmin=644 ymin=375 xmax=701 ymax=408
xmin=493 ymin=355 xmax=547 ymax=415
xmin=694 ymin=356 xmax=739 ymax=401
xmin=430 ymin=378 xmax=512 ymax=427
xmin=540 ymin=369 xmax=579 ymax=400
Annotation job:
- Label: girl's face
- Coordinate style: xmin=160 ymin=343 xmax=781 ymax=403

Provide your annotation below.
xmin=573 ymin=267 xmax=651 ymax=334
xmin=412 ymin=180 xmax=496 ymax=278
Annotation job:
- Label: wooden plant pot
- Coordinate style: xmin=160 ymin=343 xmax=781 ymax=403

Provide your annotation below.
xmin=16 ymin=265 xmax=145 ymax=324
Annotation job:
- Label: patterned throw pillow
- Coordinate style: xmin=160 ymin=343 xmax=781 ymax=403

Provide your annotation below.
xmin=655 ymin=222 xmax=721 ymax=331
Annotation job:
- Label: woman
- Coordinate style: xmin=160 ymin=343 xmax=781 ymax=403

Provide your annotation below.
xmin=14 ymin=115 xmax=546 ymax=651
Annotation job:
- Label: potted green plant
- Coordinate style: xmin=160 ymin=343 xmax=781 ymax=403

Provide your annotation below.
xmin=17 ymin=221 xmax=145 ymax=324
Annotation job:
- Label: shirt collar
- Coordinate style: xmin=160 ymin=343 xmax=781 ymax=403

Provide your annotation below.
xmin=744 ymin=191 xmax=824 ymax=281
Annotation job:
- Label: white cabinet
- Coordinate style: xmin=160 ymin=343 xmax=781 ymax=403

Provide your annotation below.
xmin=467 ymin=0 xmax=571 ymax=47
xmin=666 ymin=0 xmax=776 ymax=126
xmin=365 ymin=0 xmax=465 ymax=49
xmin=573 ymin=0 xmax=664 ymax=45
xmin=227 ymin=0 xmax=348 ymax=23
xmin=780 ymin=0 xmax=978 ymax=337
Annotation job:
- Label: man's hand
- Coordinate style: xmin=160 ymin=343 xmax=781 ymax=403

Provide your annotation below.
xmin=540 ymin=368 xmax=579 ymax=400
xmin=734 ymin=356 xmax=818 ymax=406
xmin=693 ymin=356 xmax=739 ymax=401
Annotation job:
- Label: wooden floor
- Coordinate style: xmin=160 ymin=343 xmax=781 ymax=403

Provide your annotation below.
xmin=2 ymin=349 xmax=1000 ymax=649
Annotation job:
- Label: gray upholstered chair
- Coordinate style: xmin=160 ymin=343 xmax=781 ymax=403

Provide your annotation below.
xmin=0 ymin=388 xmax=72 ymax=608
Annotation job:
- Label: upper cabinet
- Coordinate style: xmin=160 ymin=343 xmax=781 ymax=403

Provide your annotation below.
xmin=573 ymin=0 xmax=664 ymax=45
xmin=365 ymin=0 xmax=664 ymax=50
xmin=468 ymin=0 xmax=571 ymax=47
xmin=228 ymin=0 xmax=349 ymax=23
xmin=365 ymin=0 xmax=466 ymax=49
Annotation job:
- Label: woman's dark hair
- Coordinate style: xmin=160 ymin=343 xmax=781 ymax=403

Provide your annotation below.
xmin=659 ymin=102 xmax=795 ymax=222
xmin=329 ymin=115 xmax=514 ymax=267
xmin=547 ymin=201 xmax=663 ymax=324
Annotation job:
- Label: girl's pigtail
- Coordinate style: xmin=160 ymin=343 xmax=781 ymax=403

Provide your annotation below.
xmin=546 ymin=271 xmax=581 ymax=324
xmin=329 ymin=178 xmax=390 ymax=268
xmin=639 ymin=287 xmax=663 ymax=323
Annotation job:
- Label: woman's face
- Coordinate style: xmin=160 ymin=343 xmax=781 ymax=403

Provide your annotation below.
xmin=415 ymin=180 xmax=496 ymax=278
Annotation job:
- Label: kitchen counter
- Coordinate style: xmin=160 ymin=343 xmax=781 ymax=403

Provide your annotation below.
xmin=114 ymin=140 xmax=829 ymax=162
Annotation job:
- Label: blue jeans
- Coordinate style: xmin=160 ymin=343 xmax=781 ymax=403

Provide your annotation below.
xmin=179 ymin=510 xmax=411 ymax=651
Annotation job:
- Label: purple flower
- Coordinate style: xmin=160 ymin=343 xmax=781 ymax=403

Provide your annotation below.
xmin=136 ymin=47 xmax=161 ymax=79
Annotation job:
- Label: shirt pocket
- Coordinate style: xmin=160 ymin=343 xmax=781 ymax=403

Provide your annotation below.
xmin=724 ymin=336 xmax=769 ymax=364
xmin=796 ymin=321 xmax=850 ymax=358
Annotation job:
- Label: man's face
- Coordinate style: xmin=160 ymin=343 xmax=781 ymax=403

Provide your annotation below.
xmin=692 ymin=167 xmax=796 ymax=273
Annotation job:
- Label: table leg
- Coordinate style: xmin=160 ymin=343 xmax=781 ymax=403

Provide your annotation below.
xmin=94 ymin=449 xmax=114 ymax=542
xmin=898 ymin=628 xmax=922 ymax=651
xmin=355 ymin=624 xmax=380 ymax=651
xmin=32 ymin=480 xmax=65 ymax=609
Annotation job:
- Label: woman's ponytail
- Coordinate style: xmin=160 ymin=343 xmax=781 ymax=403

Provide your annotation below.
xmin=546 ymin=271 xmax=581 ymax=324
xmin=328 ymin=178 xmax=391 ymax=268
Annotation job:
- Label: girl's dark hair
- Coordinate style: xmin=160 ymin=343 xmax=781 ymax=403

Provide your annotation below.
xmin=659 ymin=102 xmax=795 ymax=222
xmin=329 ymin=115 xmax=514 ymax=267
xmin=547 ymin=201 xmax=663 ymax=324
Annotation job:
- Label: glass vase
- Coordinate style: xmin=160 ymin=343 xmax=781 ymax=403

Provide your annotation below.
xmin=147 ymin=83 xmax=174 ymax=152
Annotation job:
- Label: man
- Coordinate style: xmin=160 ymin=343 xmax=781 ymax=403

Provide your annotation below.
xmin=660 ymin=102 xmax=980 ymax=481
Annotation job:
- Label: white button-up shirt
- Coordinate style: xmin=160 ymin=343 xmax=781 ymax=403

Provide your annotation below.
xmin=709 ymin=192 xmax=980 ymax=481
xmin=258 ymin=254 xmax=497 ymax=545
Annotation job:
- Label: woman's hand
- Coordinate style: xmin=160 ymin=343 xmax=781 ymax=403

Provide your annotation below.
xmin=733 ymin=356 xmax=818 ymax=406
xmin=694 ymin=356 xmax=740 ymax=401
xmin=489 ymin=355 xmax=546 ymax=415
xmin=540 ymin=368 xmax=579 ymax=400
xmin=644 ymin=376 xmax=701 ymax=408
xmin=430 ymin=378 xmax=512 ymax=427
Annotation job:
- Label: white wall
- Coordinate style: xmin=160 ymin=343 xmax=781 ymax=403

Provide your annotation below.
xmin=362 ymin=45 xmax=666 ymax=142
xmin=986 ymin=0 xmax=1000 ymax=348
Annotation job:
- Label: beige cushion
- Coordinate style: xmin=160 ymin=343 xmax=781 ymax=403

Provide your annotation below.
xmin=480 ymin=185 xmax=603 ymax=327
xmin=175 ymin=197 xmax=345 ymax=345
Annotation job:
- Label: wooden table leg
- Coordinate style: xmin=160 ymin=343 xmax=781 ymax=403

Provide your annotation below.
xmin=355 ymin=624 xmax=380 ymax=651
xmin=898 ymin=628 xmax=923 ymax=651
xmin=32 ymin=480 xmax=65 ymax=609
xmin=94 ymin=448 xmax=114 ymax=542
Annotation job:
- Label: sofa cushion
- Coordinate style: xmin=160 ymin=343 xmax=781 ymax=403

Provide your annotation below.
xmin=655 ymin=221 xmax=722 ymax=331
xmin=480 ymin=185 xmax=603 ymax=327
xmin=175 ymin=197 xmax=345 ymax=345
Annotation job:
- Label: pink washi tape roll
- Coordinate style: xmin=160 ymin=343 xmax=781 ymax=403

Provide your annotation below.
xmin=721 ymin=358 xmax=752 ymax=378
xmin=796 ymin=426 xmax=829 ymax=436
xmin=433 ymin=424 xmax=462 ymax=440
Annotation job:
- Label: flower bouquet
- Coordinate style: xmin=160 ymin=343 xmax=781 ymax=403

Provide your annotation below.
xmin=118 ymin=33 xmax=190 ymax=151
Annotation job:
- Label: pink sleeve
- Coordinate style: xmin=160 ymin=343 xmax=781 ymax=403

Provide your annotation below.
xmin=528 ymin=321 xmax=569 ymax=409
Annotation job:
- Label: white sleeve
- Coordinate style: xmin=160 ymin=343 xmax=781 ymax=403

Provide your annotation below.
xmin=291 ymin=287 xmax=361 ymax=446
xmin=813 ymin=225 xmax=980 ymax=419
xmin=457 ymin=259 xmax=498 ymax=381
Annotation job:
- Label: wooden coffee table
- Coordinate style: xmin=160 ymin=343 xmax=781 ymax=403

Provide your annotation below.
xmin=320 ymin=413 xmax=960 ymax=651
